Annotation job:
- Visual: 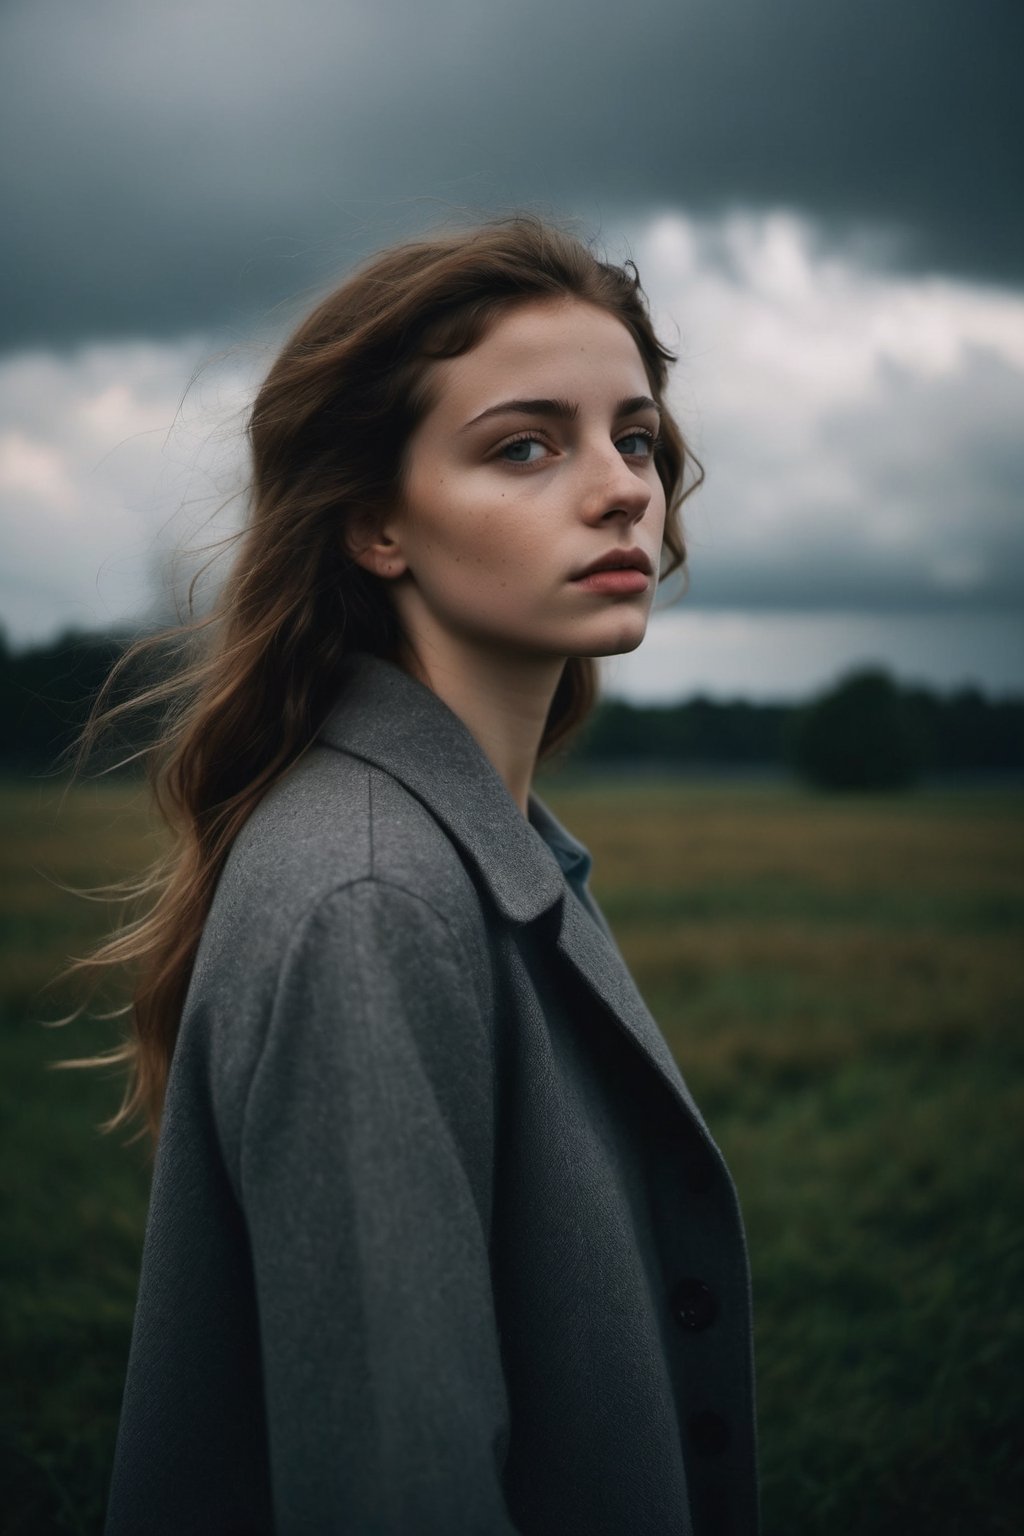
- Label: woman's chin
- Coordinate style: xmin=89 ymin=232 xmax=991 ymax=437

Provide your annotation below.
xmin=575 ymin=620 xmax=650 ymax=659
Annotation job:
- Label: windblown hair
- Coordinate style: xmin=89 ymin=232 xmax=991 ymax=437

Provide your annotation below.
xmin=65 ymin=213 xmax=702 ymax=1147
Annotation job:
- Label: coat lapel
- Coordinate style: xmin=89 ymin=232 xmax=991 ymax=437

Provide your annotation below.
xmin=318 ymin=651 xmax=711 ymax=1138
xmin=553 ymin=881 xmax=711 ymax=1134
xmin=319 ymin=652 xmax=565 ymax=924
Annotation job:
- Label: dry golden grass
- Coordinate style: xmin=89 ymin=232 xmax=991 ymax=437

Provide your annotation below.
xmin=549 ymin=778 xmax=1024 ymax=899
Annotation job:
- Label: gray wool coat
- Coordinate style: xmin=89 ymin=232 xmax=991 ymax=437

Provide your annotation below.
xmin=104 ymin=651 xmax=759 ymax=1536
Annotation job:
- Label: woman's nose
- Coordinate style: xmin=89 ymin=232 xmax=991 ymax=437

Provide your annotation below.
xmin=578 ymin=444 xmax=653 ymax=526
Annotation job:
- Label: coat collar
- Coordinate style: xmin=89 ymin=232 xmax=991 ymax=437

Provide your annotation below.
xmin=318 ymin=651 xmax=567 ymax=924
xmin=318 ymin=651 xmax=710 ymax=1133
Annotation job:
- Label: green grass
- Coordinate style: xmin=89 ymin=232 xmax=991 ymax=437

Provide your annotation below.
xmin=3 ymin=774 xmax=1022 ymax=1534
xmin=0 ymin=779 xmax=157 ymax=1536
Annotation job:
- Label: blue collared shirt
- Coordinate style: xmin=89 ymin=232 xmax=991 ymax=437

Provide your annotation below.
xmin=527 ymin=793 xmax=600 ymax=919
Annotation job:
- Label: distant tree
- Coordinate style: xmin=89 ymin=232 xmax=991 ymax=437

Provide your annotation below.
xmin=0 ymin=626 xmax=168 ymax=773
xmin=0 ymin=629 xmax=122 ymax=770
xmin=2 ymin=625 xmax=1021 ymax=778
xmin=791 ymin=667 xmax=924 ymax=790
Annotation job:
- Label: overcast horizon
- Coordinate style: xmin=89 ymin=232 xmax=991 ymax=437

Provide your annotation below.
xmin=2 ymin=0 xmax=1021 ymax=703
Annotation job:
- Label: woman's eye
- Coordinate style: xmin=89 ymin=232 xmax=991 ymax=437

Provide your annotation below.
xmin=500 ymin=436 xmax=548 ymax=464
xmin=617 ymin=431 xmax=655 ymax=458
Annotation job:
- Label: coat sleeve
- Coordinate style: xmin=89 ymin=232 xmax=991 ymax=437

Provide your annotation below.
xmin=238 ymin=877 xmax=522 ymax=1535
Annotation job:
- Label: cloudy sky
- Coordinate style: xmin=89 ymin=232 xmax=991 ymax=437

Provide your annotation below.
xmin=1 ymin=0 xmax=1021 ymax=701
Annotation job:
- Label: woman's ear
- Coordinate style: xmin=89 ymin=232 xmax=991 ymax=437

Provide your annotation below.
xmin=344 ymin=515 xmax=409 ymax=580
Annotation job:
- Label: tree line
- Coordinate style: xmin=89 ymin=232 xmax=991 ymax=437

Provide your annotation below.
xmin=2 ymin=627 xmax=1022 ymax=790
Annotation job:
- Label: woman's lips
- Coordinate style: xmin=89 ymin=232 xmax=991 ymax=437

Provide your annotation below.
xmin=570 ymin=568 xmax=651 ymax=594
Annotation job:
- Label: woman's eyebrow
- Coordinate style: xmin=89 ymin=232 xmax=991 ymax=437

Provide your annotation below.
xmin=460 ymin=394 xmax=660 ymax=432
xmin=616 ymin=394 xmax=661 ymax=420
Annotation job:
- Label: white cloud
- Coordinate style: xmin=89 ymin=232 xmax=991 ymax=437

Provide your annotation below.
xmin=1 ymin=207 xmax=1022 ymax=701
xmin=0 ymin=431 xmax=77 ymax=515
xmin=0 ymin=338 xmax=255 ymax=642
xmin=632 ymin=210 xmax=1024 ymax=614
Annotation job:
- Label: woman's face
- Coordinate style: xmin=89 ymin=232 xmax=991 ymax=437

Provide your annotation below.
xmin=371 ymin=296 xmax=668 ymax=670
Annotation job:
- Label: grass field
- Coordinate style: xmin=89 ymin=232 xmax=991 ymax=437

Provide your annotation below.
xmin=1 ymin=774 xmax=1021 ymax=1534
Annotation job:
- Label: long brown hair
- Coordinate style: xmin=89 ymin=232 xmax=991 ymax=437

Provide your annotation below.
xmin=64 ymin=213 xmax=703 ymax=1148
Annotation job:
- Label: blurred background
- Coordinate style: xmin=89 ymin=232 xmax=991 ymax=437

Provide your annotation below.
xmin=1 ymin=1 xmax=1021 ymax=1532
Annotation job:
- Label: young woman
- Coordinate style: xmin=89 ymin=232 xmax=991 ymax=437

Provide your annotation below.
xmin=93 ymin=216 xmax=759 ymax=1535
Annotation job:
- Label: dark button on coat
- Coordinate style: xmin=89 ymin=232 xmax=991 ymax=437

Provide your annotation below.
xmin=672 ymin=1277 xmax=719 ymax=1332
xmin=104 ymin=651 xmax=760 ymax=1535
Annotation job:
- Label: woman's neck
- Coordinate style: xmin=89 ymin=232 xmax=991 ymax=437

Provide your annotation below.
xmin=395 ymin=635 xmax=565 ymax=816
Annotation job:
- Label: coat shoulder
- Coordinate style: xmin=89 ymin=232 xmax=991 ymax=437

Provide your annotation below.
xmin=215 ymin=741 xmax=485 ymax=948
xmin=172 ymin=744 xmax=496 ymax=1180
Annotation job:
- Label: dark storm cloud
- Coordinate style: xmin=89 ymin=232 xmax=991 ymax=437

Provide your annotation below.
xmin=1 ymin=0 xmax=1020 ymax=351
